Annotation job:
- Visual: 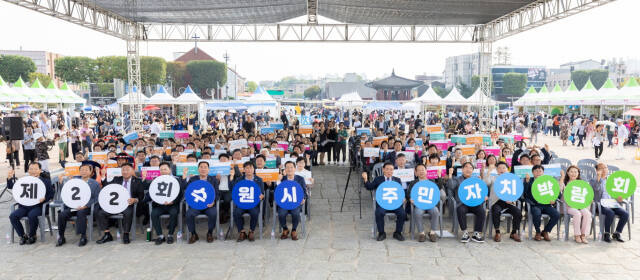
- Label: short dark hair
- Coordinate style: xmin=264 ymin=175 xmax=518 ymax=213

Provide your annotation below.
xmin=496 ymin=161 xmax=509 ymax=169
xmin=198 ymin=161 xmax=210 ymax=168
xmin=383 ymin=162 xmax=394 ymax=169
xmin=284 ymin=161 xmax=295 ymax=168
xmin=532 ymin=164 xmax=544 ymax=172
xmin=414 ymin=163 xmax=426 ymax=170
xmin=159 ymin=162 xmax=171 ymax=169
xmin=243 ymin=161 xmax=255 ymax=169
xmin=255 ymin=154 xmax=266 ymax=162
xmin=462 ymin=162 xmax=474 ymax=169
xmin=121 ymin=162 xmax=134 ymax=169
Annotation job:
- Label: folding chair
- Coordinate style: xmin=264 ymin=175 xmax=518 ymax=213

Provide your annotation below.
xmin=271 ymin=200 xmax=306 ymax=240
xmin=107 ymin=202 xmax=138 ymax=241
xmin=148 ymin=201 xmax=183 ymax=240
xmin=61 ymin=203 xmax=96 ymax=242
xmin=370 ymin=190 xmax=405 ymax=238
xmin=560 ymin=200 xmax=596 ymax=241
xmin=410 ymin=201 xmax=443 ymax=240
xmin=577 ymin=159 xmax=598 ymax=170
xmin=595 ymin=201 xmax=632 ymax=241
xmin=184 ymin=202 xmax=223 ymax=241
xmin=448 ymin=197 xmax=488 ymax=239
xmin=550 ymin=158 xmax=572 ymax=172
xmin=577 ymin=165 xmax=596 ymax=182
xmin=227 ymin=199 xmax=264 ymax=240
xmin=48 ymin=181 xmax=64 ymax=223
xmin=10 ymin=202 xmax=53 ymax=243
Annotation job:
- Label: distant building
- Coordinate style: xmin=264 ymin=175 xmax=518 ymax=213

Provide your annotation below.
xmin=173 ymin=47 xmax=244 ymax=99
xmin=323 ymin=81 xmax=376 ymax=100
xmin=0 ymin=49 xmax=63 ymax=83
xmin=559 ymin=59 xmax=604 ymax=71
xmin=414 ymin=74 xmax=442 ymax=85
xmin=443 ymin=53 xmax=491 ymax=89
xmin=491 ymin=65 xmax=547 ymax=102
xmin=365 ymin=69 xmax=422 ymax=101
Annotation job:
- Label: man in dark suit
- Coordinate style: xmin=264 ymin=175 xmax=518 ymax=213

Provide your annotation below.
xmin=7 ymin=162 xmax=54 ymax=245
xmin=231 ymin=161 xmax=265 ymax=242
xmin=143 ymin=162 xmax=185 ymax=245
xmin=362 ymin=162 xmax=407 ymax=241
xmin=277 ymin=161 xmax=307 ymax=241
xmin=96 ymin=163 xmax=146 ymax=244
xmin=185 ymin=161 xmax=220 ymax=244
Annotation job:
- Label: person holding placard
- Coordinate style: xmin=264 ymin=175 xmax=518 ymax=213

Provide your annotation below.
xmin=589 ymin=164 xmax=628 ymax=243
xmin=56 ymin=163 xmax=100 ymax=247
xmin=186 ymin=161 xmax=220 ymax=244
xmin=7 ymin=162 xmax=54 ymax=245
xmin=362 ymin=162 xmax=406 ymax=241
xmin=484 ymin=162 xmax=522 ymax=242
xmin=560 ymin=166 xmax=592 ymax=244
xmin=96 ymin=163 xmax=146 ymax=245
xmin=277 ymin=161 xmax=307 ymax=240
xmin=408 ymin=164 xmax=440 ymax=242
xmin=446 ymin=162 xmax=486 ymax=243
xmin=523 ymin=165 xmax=559 ymax=241
xmin=144 ymin=162 xmax=185 ymax=245
xmin=231 ymin=161 xmax=265 ymax=242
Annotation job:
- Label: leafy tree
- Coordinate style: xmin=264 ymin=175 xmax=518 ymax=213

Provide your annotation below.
xmin=186 ymin=60 xmax=227 ymax=96
xmin=456 ymin=81 xmax=473 ymax=98
xmin=303 ymin=85 xmax=321 ymax=99
xmin=433 ymin=86 xmax=451 ymax=98
xmin=96 ymin=56 xmax=127 ymax=82
xmin=166 ymin=61 xmax=187 ymax=95
xmin=571 ymin=69 xmax=609 ymax=89
xmin=570 ymin=70 xmax=590 ymax=90
xmin=0 ymin=55 xmax=36 ymax=82
xmin=502 ymin=72 xmax=527 ymax=99
xmin=246 ymin=81 xmax=258 ymax=92
xmin=140 ymin=56 xmax=166 ymax=86
xmin=589 ymin=70 xmax=608 ymax=89
xmin=55 ymin=56 xmax=98 ymax=83
xmin=28 ymin=72 xmax=51 ymax=86
xmin=471 ymin=75 xmax=480 ymax=93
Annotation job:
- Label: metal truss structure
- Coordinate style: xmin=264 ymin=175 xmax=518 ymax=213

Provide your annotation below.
xmin=2 ymin=0 xmax=618 ymax=131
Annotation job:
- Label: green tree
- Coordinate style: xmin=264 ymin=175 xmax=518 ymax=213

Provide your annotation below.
xmin=571 ymin=69 xmax=609 ymax=89
xmin=166 ymin=61 xmax=187 ymax=95
xmin=0 ymin=55 xmax=36 ymax=82
xmin=471 ymin=75 xmax=480 ymax=93
xmin=28 ymin=72 xmax=52 ymax=86
xmin=246 ymin=81 xmax=258 ymax=92
xmin=140 ymin=56 xmax=166 ymax=86
xmin=433 ymin=86 xmax=451 ymax=98
xmin=55 ymin=56 xmax=98 ymax=83
xmin=96 ymin=56 xmax=127 ymax=82
xmin=303 ymin=85 xmax=321 ymax=99
xmin=456 ymin=81 xmax=473 ymax=98
xmin=589 ymin=70 xmax=608 ymax=89
xmin=186 ymin=60 xmax=227 ymax=95
xmin=570 ymin=70 xmax=591 ymax=90
xmin=502 ymin=72 xmax=527 ymax=100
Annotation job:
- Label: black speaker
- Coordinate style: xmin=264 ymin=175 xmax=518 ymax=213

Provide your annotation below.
xmin=4 ymin=117 xmax=24 ymax=140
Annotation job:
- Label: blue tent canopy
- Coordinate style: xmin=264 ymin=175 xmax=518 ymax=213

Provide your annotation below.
xmin=253 ymin=86 xmax=268 ymax=95
xmin=363 ymin=101 xmax=402 ymax=110
xmin=206 ymin=102 xmax=248 ymax=110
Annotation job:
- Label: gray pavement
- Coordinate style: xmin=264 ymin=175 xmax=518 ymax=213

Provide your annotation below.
xmin=1 ymin=135 xmax=640 ymax=279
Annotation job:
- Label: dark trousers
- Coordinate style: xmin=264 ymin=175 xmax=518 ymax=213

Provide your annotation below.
xmin=491 ymin=201 xmax=522 ymax=234
xmin=602 ymin=206 xmax=629 ymax=234
xmin=71 ymin=142 xmax=80 ymax=159
xmin=334 ymin=142 xmax=346 ymax=163
xmin=185 ymin=207 xmax=217 ymax=234
xmin=7 ymin=150 xmax=19 ymax=169
xmin=325 ymin=143 xmax=335 ymax=162
xmin=595 ymin=143 xmax=604 ymax=158
xmin=96 ymin=206 xmax=134 ymax=233
xmin=9 ymin=206 xmax=42 ymax=237
xmin=58 ymin=208 xmax=91 ymax=236
xmin=82 ymin=140 xmax=92 ymax=153
xmin=456 ymin=204 xmax=485 ymax=232
xmin=23 ymin=149 xmax=35 ymax=173
xmin=277 ymin=206 xmax=301 ymax=231
xmin=375 ymin=204 xmax=406 ymax=234
xmin=552 ymin=125 xmax=559 ymax=136
xmin=530 ymin=204 xmax=559 ymax=233
xmin=607 ymin=134 xmax=614 ymax=147
xmin=219 ymin=190 xmax=231 ymax=222
xmin=577 ymin=134 xmax=585 ymax=147
xmin=234 ymin=205 xmax=259 ymax=232
xmin=151 ymin=205 xmax=179 ymax=236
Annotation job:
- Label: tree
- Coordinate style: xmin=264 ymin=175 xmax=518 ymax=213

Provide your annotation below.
xmin=589 ymin=70 xmax=608 ymax=89
xmin=502 ymin=72 xmax=527 ymax=100
xmin=456 ymin=81 xmax=473 ymax=98
xmin=166 ymin=61 xmax=187 ymax=95
xmin=96 ymin=56 xmax=127 ymax=82
xmin=0 ymin=55 xmax=36 ymax=82
xmin=471 ymin=75 xmax=480 ymax=93
xmin=140 ymin=56 xmax=166 ymax=86
xmin=55 ymin=56 xmax=98 ymax=83
xmin=571 ymin=69 xmax=609 ymax=89
xmin=303 ymin=85 xmax=321 ymax=99
xmin=186 ymin=60 xmax=227 ymax=95
xmin=433 ymin=86 xmax=451 ymax=98
xmin=28 ymin=72 xmax=52 ymax=86
xmin=246 ymin=81 xmax=258 ymax=92
xmin=570 ymin=70 xmax=590 ymax=90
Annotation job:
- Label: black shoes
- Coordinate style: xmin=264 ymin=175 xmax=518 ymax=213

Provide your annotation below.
xmin=26 ymin=236 xmax=37 ymax=244
xmin=393 ymin=232 xmax=405 ymax=241
xmin=123 ymin=233 xmax=130 ymax=244
xmin=612 ymin=233 xmax=624 ymax=242
xmin=96 ymin=232 xmax=113 ymax=244
xmin=154 ymin=237 xmax=166 ymax=245
xmin=56 ymin=237 xmax=66 ymax=247
xmin=376 ymin=232 xmax=386 ymax=241
xmin=78 ymin=236 xmax=88 ymax=247
xmin=19 ymin=235 xmax=28 ymax=245
xmin=604 ymin=233 xmax=612 ymax=243
xmin=167 ymin=236 xmax=174 ymax=244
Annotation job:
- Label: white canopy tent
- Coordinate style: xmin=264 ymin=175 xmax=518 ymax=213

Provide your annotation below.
xmin=412 ymin=86 xmax=444 ymax=105
xmin=147 ymin=85 xmax=176 ymax=104
xmin=59 ymin=82 xmax=86 ymax=104
xmin=174 ymin=85 xmax=203 ymax=104
xmin=335 ymin=92 xmax=365 ymax=107
xmin=466 ymin=87 xmax=497 ymax=106
xmin=117 ymin=86 xmax=150 ymax=104
xmin=12 ymin=77 xmax=37 ymax=102
xmin=441 ymin=87 xmax=468 ymax=105
xmin=614 ymin=78 xmax=640 ymax=105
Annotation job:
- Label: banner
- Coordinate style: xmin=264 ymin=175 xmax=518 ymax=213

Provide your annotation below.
xmin=298 ymin=125 xmax=313 ymax=134
xmin=277 ymin=141 xmax=289 ymax=151
xmin=466 ymin=135 xmax=483 ymax=145
xmin=270 ymin=148 xmax=284 ymax=158
xmin=451 ymin=135 xmax=466 ymax=144
xmin=260 ymin=127 xmax=276 ymax=135
xmin=229 ymin=139 xmax=248 ymax=151
xmin=208 ymin=161 xmax=231 ymax=176
xmin=266 ymin=156 xmax=277 ymax=169
xmin=141 ymin=166 xmax=161 ymax=180
xmin=64 ymin=162 xmax=81 ymax=177
xmin=106 ymin=168 xmax=121 ymax=181
xmin=415 ymin=138 xmax=423 ymax=147
xmin=457 ymin=145 xmax=475 ymax=156
xmin=399 ymin=151 xmax=415 ymax=163
xmin=393 ymin=168 xmax=415 ymax=183
xmin=158 ymin=130 xmax=174 ymax=139
xmin=429 ymin=132 xmax=445 ymax=140
xmin=174 ymin=131 xmax=189 ymax=139
xmin=256 ymin=169 xmax=279 ymax=183
xmin=425 ymin=125 xmax=442 ymax=133
xmin=123 ymin=132 xmax=139 ymax=144
xmin=176 ymin=163 xmax=198 ymax=177
xmin=542 ymin=164 xmax=562 ymax=177
xmin=514 ymin=165 xmax=533 ymax=179
xmin=363 ymin=147 xmax=380 ymax=158
xmin=482 ymin=134 xmax=492 ymax=146
xmin=483 ymin=146 xmax=501 ymax=157
xmin=356 ymin=128 xmax=371 ymax=136
xmin=270 ymin=122 xmax=285 ymax=130
xmin=426 ymin=166 xmax=446 ymax=179
xmin=431 ymin=140 xmax=452 ymax=153
xmin=88 ymin=152 xmax=108 ymax=165
xmin=372 ymin=136 xmax=388 ymax=147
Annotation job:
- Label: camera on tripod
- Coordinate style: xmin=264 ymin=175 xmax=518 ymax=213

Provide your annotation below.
xmin=348 ymin=134 xmax=362 ymax=168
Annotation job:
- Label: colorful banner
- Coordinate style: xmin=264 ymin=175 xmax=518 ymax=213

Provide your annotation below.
xmin=429 ymin=132 xmax=445 ymax=140
xmin=426 ymin=166 xmax=446 ymax=179
xmin=372 ymin=136 xmax=388 ymax=147
xmin=123 ymin=132 xmax=139 ymax=144
xmin=176 ymin=163 xmax=198 ymax=177
xmin=425 ymin=125 xmax=442 ymax=133
xmin=363 ymin=147 xmax=380 ymax=158
xmin=266 ymin=156 xmax=277 ymax=169
xmin=356 ymin=128 xmax=371 ymax=136
xmin=393 ymin=168 xmax=415 ymax=183
xmin=270 ymin=122 xmax=285 ymax=130
xmin=298 ymin=125 xmax=313 ymax=134
xmin=209 ymin=161 xmax=231 ymax=176
xmin=514 ymin=165 xmax=533 ymax=179
xmin=256 ymin=169 xmax=279 ymax=183
xmin=64 ymin=162 xmax=81 ymax=177
xmin=451 ymin=135 xmax=466 ymax=144
xmin=158 ymin=130 xmax=174 ymax=139
xmin=466 ymin=135 xmax=483 ymax=145
xmin=141 ymin=166 xmax=161 ymax=180
xmin=277 ymin=141 xmax=289 ymax=151
xmin=260 ymin=127 xmax=276 ymax=134
xmin=88 ymin=152 xmax=108 ymax=165
xmin=483 ymin=146 xmax=501 ymax=157
xmin=174 ymin=131 xmax=190 ymax=139
xmin=458 ymin=145 xmax=475 ymax=156
xmin=229 ymin=139 xmax=248 ymax=151
xmin=542 ymin=164 xmax=562 ymax=177
xmin=431 ymin=140 xmax=452 ymax=153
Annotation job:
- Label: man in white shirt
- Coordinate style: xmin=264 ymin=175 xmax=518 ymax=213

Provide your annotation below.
xmin=150 ymin=119 xmax=162 ymax=135
xmin=615 ymin=119 xmax=629 ymax=160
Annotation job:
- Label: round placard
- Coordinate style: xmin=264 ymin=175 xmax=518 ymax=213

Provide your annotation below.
xmin=12 ymin=176 xmax=46 ymax=207
xmin=375 ymin=181 xmax=404 ymax=210
xmin=98 ymin=184 xmax=131 ymax=214
xmin=410 ymin=180 xmax=440 ymax=210
xmin=232 ymin=180 xmax=262 ymax=210
xmin=149 ymin=175 xmax=180 ymax=204
xmin=61 ymin=178 xmax=91 ymax=209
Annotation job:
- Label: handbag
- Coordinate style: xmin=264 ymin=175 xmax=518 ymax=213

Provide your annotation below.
xmin=568 ymin=135 xmax=574 ymax=142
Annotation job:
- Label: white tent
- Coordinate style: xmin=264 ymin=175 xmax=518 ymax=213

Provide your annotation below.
xmin=174 ymin=85 xmax=203 ymax=104
xmin=598 ymin=79 xmax=622 ymax=105
xmin=30 ymin=79 xmax=61 ymax=104
xmin=336 ymin=92 xmax=365 ymax=107
xmin=576 ymin=79 xmax=600 ymax=105
xmin=413 ymin=86 xmax=444 ymax=105
xmin=147 ymin=85 xmax=176 ymax=104
xmin=441 ymin=87 xmax=468 ymax=105
xmin=0 ymin=76 xmax=17 ymax=103
xmin=59 ymin=82 xmax=86 ymax=104
xmin=467 ymin=87 xmax=497 ymax=106
xmin=555 ymin=81 xmax=580 ymax=105
xmin=12 ymin=77 xmax=37 ymax=102
xmin=514 ymin=86 xmax=537 ymax=107
xmin=118 ymin=86 xmax=150 ymax=104
xmin=615 ymin=78 xmax=640 ymax=105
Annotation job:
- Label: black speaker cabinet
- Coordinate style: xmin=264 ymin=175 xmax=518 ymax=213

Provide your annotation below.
xmin=4 ymin=117 xmax=24 ymax=140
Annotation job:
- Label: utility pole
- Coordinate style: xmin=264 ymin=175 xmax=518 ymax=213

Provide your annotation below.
xmin=223 ymin=51 xmax=229 ymax=100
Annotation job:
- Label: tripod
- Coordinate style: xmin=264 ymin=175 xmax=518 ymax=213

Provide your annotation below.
xmin=340 ymin=144 xmax=364 ymax=218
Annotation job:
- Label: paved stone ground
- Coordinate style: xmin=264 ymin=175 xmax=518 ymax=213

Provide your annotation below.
xmin=0 ymin=134 xmax=639 ymax=279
